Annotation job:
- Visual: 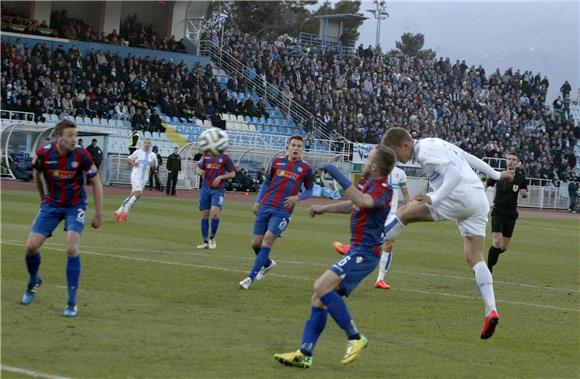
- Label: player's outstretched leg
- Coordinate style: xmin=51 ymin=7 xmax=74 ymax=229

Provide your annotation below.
xmin=22 ymin=252 xmax=42 ymax=305
xmin=474 ymin=263 xmax=500 ymax=339
xmin=375 ymin=248 xmax=393 ymax=289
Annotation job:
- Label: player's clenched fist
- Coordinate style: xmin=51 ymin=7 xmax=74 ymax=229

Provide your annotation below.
xmin=309 ymin=205 xmax=325 ymax=217
xmin=91 ymin=214 xmax=102 ymax=229
xmin=500 ymin=170 xmax=515 ymax=182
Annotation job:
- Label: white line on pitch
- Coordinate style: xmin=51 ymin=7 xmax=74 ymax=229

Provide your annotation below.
xmin=3 ymin=239 xmax=578 ymax=294
xmin=3 ymin=241 xmax=578 ymax=313
xmin=0 ymin=365 xmax=73 ymax=379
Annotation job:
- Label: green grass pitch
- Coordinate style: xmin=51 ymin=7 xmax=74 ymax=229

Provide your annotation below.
xmin=1 ymin=190 xmax=579 ymax=378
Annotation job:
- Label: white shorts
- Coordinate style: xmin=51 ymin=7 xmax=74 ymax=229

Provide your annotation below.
xmin=131 ymin=176 xmax=146 ymax=192
xmin=426 ymin=186 xmax=490 ymax=237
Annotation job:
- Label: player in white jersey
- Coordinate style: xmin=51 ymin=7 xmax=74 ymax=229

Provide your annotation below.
xmin=375 ymin=166 xmax=409 ymax=288
xmin=332 ymin=166 xmax=409 ymax=289
xmin=114 ymin=139 xmax=158 ymax=222
xmin=382 ymin=128 xmax=514 ymax=340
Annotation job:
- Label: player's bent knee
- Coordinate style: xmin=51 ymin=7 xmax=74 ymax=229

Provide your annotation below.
xmin=25 ymin=241 xmax=40 ymax=254
xmin=65 ymin=246 xmax=79 ymax=257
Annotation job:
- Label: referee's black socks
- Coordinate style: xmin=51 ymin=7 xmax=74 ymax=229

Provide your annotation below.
xmin=487 ymin=246 xmax=506 ymax=273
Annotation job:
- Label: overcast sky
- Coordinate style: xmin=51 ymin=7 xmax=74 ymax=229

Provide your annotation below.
xmin=353 ymin=0 xmax=579 ymax=101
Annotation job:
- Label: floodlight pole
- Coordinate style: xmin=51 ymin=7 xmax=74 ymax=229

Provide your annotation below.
xmin=367 ymin=0 xmax=389 ymax=49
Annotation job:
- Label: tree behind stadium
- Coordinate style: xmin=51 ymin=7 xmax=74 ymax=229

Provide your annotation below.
xmin=207 ymin=0 xmax=363 ymax=43
xmin=394 ymin=32 xmax=436 ymax=60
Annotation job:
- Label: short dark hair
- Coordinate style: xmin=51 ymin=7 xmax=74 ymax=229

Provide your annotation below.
xmin=372 ymin=145 xmax=397 ymax=177
xmin=54 ymin=119 xmax=76 ymax=137
xmin=288 ymin=135 xmax=304 ymax=145
xmin=92 ymin=138 xmax=97 ymax=142
xmin=507 ymin=152 xmax=519 ymax=160
xmin=382 ymin=127 xmax=412 ymax=147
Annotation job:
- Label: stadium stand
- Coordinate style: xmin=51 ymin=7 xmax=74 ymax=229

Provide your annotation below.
xmin=213 ymin=25 xmax=578 ymax=181
xmin=1 ymin=5 xmax=186 ymax=52
xmin=1 ymin=14 xmax=577 ymax=179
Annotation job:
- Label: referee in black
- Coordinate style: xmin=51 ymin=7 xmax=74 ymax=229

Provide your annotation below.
xmin=486 ymin=152 xmax=528 ymax=273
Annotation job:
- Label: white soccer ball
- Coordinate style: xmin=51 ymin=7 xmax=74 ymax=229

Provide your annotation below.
xmin=197 ymin=127 xmax=229 ymax=155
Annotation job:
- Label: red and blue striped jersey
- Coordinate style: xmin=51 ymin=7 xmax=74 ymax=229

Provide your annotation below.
xmin=261 ymin=156 xmax=314 ymax=215
xmin=33 ymin=143 xmax=97 ymax=208
xmin=350 ymin=177 xmax=392 ymax=251
xmin=197 ymin=153 xmax=236 ymax=191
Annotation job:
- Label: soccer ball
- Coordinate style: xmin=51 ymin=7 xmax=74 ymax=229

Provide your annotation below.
xmin=197 ymin=127 xmax=229 ymax=155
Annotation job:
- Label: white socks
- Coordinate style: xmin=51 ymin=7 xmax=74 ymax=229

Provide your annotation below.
xmin=472 ymin=261 xmax=497 ymax=315
xmin=119 ymin=196 xmax=138 ymax=213
xmin=124 ymin=195 xmax=138 ymax=212
xmin=384 ymin=217 xmax=405 ymax=241
xmin=376 ymin=251 xmax=392 ymax=281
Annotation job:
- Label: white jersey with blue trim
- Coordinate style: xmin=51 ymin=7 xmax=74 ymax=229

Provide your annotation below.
xmin=388 ymin=166 xmax=407 ymax=215
xmin=414 ymin=138 xmax=484 ymax=192
xmin=129 ymin=149 xmax=158 ymax=181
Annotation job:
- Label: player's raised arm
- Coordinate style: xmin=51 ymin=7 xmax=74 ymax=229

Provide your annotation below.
xmin=322 ymin=146 xmax=395 ymax=209
xmin=461 ymin=150 xmax=513 ymax=182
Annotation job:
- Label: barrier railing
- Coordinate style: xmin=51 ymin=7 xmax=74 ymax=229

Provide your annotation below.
xmin=199 ymin=36 xmax=341 ymax=143
xmin=0 ymin=110 xmax=36 ymax=123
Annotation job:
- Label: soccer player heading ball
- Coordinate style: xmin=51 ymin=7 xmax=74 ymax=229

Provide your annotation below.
xmin=381 ymin=127 xmax=514 ymax=340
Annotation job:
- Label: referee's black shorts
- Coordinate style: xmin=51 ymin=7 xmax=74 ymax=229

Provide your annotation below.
xmin=491 ymin=208 xmax=518 ymax=238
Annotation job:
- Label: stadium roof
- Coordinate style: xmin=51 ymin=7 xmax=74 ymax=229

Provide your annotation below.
xmin=313 ymin=14 xmax=368 ymax=22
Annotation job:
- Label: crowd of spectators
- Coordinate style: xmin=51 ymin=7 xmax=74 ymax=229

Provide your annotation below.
xmin=1 ymin=37 xmax=269 ymax=134
xmin=1 ymin=7 xmax=186 ymax=53
xmin=1 ymin=5 xmax=53 ymax=37
xmin=217 ymin=25 xmax=579 ymax=182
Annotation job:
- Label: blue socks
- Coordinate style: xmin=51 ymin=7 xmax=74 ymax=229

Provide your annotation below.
xmin=321 ymin=291 xmax=359 ymax=339
xmin=201 ymin=219 xmax=209 ymax=242
xmin=25 ymin=252 xmax=41 ymax=286
xmin=66 ymin=256 xmax=81 ymax=306
xmin=252 ymin=246 xmax=272 ymax=267
xmin=300 ymin=307 xmax=328 ymax=356
xmin=249 ymin=246 xmax=271 ymax=280
xmin=210 ymin=218 xmax=220 ymax=239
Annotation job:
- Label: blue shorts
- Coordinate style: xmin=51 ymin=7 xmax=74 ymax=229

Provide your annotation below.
xmin=330 ymin=247 xmax=379 ymax=297
xmin=199 ymin=188 xmax=225 ymax=210
xmin=31 ymin=203 xmax=87 ymax=237
xmin=253 ymin=207 xmax=290 ymax=237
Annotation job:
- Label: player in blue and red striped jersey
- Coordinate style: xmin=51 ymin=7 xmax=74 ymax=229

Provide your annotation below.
xmin=196 ymin=151 xmax=236 ymax=249
xmin=21 ymin=119 xmax=103 ymax=318
xmin=239 ymin=135 xmax=315 ymax=289
xmin=274 ymin=145 xmax=396 ymax=368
